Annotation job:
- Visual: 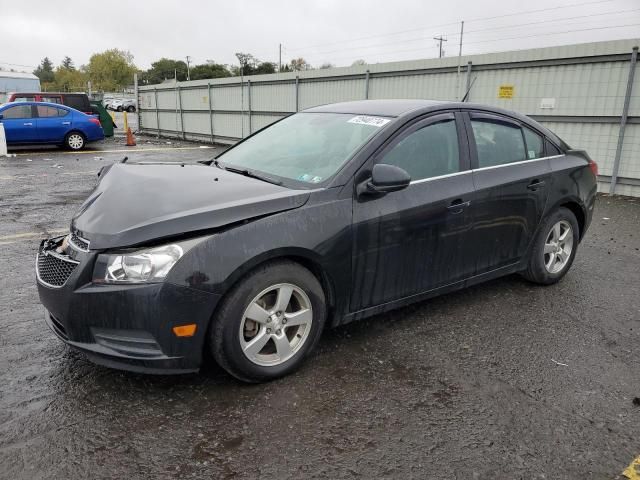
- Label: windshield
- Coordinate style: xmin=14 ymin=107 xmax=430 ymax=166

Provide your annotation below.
xmin=218 ymin=112 xmax=390 ymax=185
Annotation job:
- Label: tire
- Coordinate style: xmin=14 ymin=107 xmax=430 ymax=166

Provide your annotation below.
xmin=117 ymin=106 xmax=123 ymax=112
xmin=521 ymin=207 xmax=579 ymax=285
xmin=210 ymin=260 xmax=326 ymax=383
xmin=126 ymin=106 xmax=136 ymax=113
xmin=65 ymin=132 xmax=86 ymax=151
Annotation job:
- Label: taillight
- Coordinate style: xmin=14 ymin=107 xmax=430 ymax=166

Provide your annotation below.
xmin=89 ymin=117 xmax=101 ymax=127
xmin=588 ymin=159 xmax=598 ymax=176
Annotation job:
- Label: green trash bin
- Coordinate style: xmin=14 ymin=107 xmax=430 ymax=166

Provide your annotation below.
xmin=89 ymin=100 xmax=116 ymax=137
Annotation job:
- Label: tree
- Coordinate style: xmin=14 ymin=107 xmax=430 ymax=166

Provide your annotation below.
xmin=189 ymin=62 xmax=231 ymax=80
xmin=319 ymin=62 xmax=335 ymax=69
xmin=61 ymin=56 xmax=75 ymax=70
xmin=53 ymin=66 xmax=88 ymax=92
xmin=33 ymin=57 xmax=55 ymax=83
xmin=289 ymin=58 xmax=311 ymax=71
xmin=254 ymin=62 xmax=276 ymax=75
xmin=86 ymin=49 xmax=137 ymax=91
xmin=231 ymin=53 xmax=276 ymax=77
xmin=141 ymin=58 xmax=188 ymax=84
xmin=351 ymin=59 xmax=367 ymax=66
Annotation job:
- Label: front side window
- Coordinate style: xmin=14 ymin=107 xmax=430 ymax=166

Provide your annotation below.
xmin=2 ymin=105 xmax=33 ymax=119
xmin=13 ymin=96 xmax=34 ymax=102
xmin=523 ymin=127 xmax=544 ymax=159
xmin=381 ymin=119 xmax=460 ymax=181
xmin=218 ymin=112 xmax=388 ymax=185
xmin=471 ymin=119 xmax=526 ymax=168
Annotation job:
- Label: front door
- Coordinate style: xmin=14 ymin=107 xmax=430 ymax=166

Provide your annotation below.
xmin=0 ymin=104 xmax=36 ymax=143
xmin=464 ymin=111 xmax=551 ymax=274
xmin=351 ymin=112 xmax=475 ymax=312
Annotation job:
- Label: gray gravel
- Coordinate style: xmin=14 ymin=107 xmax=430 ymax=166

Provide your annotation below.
xmin=1 ymin=140 xmax=639 ymax=479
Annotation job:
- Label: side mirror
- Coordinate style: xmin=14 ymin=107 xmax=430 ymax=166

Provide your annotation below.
xmin=358 ymin=163 xmax=411 ymax=196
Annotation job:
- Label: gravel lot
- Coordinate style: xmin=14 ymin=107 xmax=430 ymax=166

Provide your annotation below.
xmin=1 ymin=138 xmax=639 ymax=479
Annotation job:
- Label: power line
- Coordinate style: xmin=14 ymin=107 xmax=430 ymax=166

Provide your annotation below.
xmin=285 ymin=0 xmax=617 ymax=54
xmin=295 ymin=8 xmax=638 ymax=58
xmin=311 ymin=22 xmax=640 ymax=63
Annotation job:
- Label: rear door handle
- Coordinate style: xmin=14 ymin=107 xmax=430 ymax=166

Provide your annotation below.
xmin=62 ymin=122 xmax=71 ymax=125
xmin=527 ymin=180 xmax=546 ymax=191
xmin=23 ymin=122 xmax=33 ymax=126
xmin=447 ymin=199 xmax=471 ymax=214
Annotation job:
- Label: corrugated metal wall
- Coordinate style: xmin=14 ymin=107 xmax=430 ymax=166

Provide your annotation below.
xmin=138 ymin=39 xmax=640 ymax=196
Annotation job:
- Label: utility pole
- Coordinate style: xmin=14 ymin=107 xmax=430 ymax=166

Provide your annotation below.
xmin=279 ymin=44 xmax=282 ymax=72
xmin=433 ymin=35 xmax=447 ymax=58
xmin=185 ymin=55 xmax=191 ymax=81
xmin=456 ymin=21 xmax=464 ymax=100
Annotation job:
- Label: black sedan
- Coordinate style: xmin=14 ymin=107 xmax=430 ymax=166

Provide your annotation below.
xmin=36 ymin=100 xmax=597 ymax=382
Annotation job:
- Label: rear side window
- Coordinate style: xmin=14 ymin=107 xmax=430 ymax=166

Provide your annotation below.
xmin=2 ymin=105 xmax=33 ymax=119
xmin=37 ymin=106 xmax=67 ymax=118
xmin=13 ymin=96 xmax=35 ymax=102
xmin=64 ymin=95 xmax=89 ymax=112
xmin=41 ymin=96 xmax=62 ymax=104
xmin=381 ymin=119 xmax=460 ymax=181
xmin=523 ymin=127 xmax=544 ymax=159
xmin=471 ymin=119 xmax=526 ymax=168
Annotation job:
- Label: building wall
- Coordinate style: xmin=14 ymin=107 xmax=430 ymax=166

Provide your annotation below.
xmin=0 ymin=75 xmax=41 ymax=103
xmin=138 ymin=39 xmax=640 ymax=196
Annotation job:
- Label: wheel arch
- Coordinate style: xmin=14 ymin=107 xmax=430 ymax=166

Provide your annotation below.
xmin=211 ymin=247 xmax=337 ymax=327
xmin=558 ymin=200 xmax=586 ymax=240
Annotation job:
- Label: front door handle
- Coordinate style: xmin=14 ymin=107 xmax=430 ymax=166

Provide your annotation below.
xmin=23 ymin=122 xmax=33 ymax=126
xmin=447 ymin=199 xmax=471 ymax=214
xmin=62 ymin=121 xmax=71 ymax=125
xmin=527 ymin=180 xmax=546 ymax=191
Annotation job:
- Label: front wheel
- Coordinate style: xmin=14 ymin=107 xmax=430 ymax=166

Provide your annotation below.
xmin=521 ymin=207 xmax=579 ymax=285
xmin=210 ymin=261 xmax=326 ymax=383
xmin=126 ymin=106 xmax=136 ymax=113
xmin=65 ymin=132 xmax=85 ymax=151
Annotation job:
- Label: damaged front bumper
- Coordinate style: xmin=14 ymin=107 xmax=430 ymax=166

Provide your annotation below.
xmin=36 ymin=236 xmax=221 ymax=374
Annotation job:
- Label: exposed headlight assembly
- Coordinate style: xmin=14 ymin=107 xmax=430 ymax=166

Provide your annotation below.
xmin=94 ymin=244 xmax=184 ymax=284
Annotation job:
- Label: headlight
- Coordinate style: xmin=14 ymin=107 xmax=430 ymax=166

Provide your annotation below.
xmin=94 ymin=244 xmax=184 ymax=284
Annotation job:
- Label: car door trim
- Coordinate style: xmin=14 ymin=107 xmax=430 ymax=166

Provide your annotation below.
xmin=470 ymin=154 xmax=563 ymax=173
xmin=410 ymin=169 xmax=471 ymax=185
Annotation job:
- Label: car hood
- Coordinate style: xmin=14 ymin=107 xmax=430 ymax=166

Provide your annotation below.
xmin=71 ymin=163 xmax=310 ymax=249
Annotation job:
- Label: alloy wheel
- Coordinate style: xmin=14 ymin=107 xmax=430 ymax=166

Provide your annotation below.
xmin=543 ymin=220 xmax=574 ymax=274
xmin=239 ymin=283 xmax=313 ymax=366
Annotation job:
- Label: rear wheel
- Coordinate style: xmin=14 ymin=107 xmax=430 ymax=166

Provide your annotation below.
xmin=116 ymin=106 xmax=123 ymax=112
xmin=65 ymin=132 xmax=85 ymax=151
xmin=521 ymin=207 xmax=579 ymax=285
xmin=210 ymin=260 xmax=326 ymax=383
xmin=126 ymin=106 xmax=136 ymax=113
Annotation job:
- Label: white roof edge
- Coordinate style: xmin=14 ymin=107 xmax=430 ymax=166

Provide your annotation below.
xmin=0 ymin=70 xmax=39 ymax=80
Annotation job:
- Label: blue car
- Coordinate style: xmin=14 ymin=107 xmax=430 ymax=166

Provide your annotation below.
xmin=0 ymin=101 xmax=104 ymax=150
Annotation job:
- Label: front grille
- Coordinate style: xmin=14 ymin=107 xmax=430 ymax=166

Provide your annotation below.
xmin=37 ymin=251 xmax=78 ymax=287
xmin=69 ymin=232 xmax=90 ymax=251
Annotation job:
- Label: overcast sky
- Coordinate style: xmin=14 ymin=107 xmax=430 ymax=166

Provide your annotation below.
xmin=1 ymin=0 xmax=638 ymax=72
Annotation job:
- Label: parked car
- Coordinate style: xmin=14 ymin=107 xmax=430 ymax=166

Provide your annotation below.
xmin=108 ymin=99 xmax=124 ymax=111
xmin=121 ymin=99 xmax=136 ymax=113
xmin=0 ymin=102 xmax=104 ymax=150
xmin=36 ymin=100 xmax=597 ymax=381
xmin=7 ymin=92 xmax=92 ymax=114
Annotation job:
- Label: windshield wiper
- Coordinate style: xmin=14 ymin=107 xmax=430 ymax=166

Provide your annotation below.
xmin=223 ymin=165 xmax=283 ymax=186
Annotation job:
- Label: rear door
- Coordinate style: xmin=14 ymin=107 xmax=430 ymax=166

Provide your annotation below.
xmin=36 ymin=105 xmax=72 ymax=142
xmin=351 ymin=112 xmax=476 ymax=311
xmin=464 ymin=111 xmax=551 ymax=273
xmin=0 ymin=104 xmax=37 ymax=143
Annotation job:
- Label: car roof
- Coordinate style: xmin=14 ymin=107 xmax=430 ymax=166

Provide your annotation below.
xmin=2 ymin=101 xmax=70 ymax=109
xmin=304 ymin=99 xmax=448 ymax=117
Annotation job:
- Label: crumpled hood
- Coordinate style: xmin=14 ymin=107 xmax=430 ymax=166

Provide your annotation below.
xmin=71 ymin=163 xmax=309 ymax=249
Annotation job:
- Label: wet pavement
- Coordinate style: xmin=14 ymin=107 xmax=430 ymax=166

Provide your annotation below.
xmin=1 ymin=139 xmax=639 ymax=479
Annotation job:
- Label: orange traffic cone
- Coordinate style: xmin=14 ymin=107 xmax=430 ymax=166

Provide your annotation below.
xmin=126 ymin=127 xmax=136 ymax=146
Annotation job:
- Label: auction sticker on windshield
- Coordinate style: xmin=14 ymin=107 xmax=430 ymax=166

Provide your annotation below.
xmin=347 ymin=116 xmax=391 ymax=127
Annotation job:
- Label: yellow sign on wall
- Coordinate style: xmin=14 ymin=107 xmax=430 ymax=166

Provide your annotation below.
xmin=498 ymin=85 xmax=514 ymax=99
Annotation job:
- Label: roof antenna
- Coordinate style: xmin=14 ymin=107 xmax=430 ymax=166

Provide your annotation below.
xmin=120 ymin=156 xmax=128 ymax=163
xmin=461 ymin=76 xmax=477 ymax=103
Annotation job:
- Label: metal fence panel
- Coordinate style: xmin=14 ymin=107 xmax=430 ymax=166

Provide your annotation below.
xmin=138 ymin=39 xmax=640 ymax=196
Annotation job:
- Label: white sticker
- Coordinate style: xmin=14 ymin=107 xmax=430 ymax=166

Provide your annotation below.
xmin=348 ymin=115 xmax=390 ymax=128
xmin=540 ymin=98 xmax=556 ymax=109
